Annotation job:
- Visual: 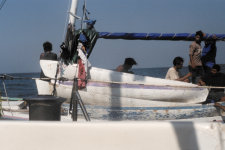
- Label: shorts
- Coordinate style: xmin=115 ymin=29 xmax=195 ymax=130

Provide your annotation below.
xmin=188 ymin=66 xmax=204 ymax=84
xmin=204 ymin=91 xmax=225 ymax=103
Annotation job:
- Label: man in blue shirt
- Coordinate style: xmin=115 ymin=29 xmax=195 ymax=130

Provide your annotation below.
xmin=201 ymin=35 xmax=217 ymax=73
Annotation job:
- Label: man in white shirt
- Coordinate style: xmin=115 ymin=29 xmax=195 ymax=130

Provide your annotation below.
xmin=165 ymin=57 xmax=191 ymax=82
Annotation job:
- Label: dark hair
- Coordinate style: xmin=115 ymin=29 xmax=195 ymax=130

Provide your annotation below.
xmin=212 ymin=64 xmax=220 ymax=72
xmin=195 ymin=30 xmax=204 ymax=39
xmin=43 ymin=41 xmax=52 ymax=52
xmin=173 ymin=56 xmax=184 ymax=66
xmin=124 ymin=58 xmax=137 ymax=66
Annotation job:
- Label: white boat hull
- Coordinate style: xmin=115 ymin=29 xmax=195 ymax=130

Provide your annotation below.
xmin=36 ymin=60 xmax=209 ymax=107
xmin=1 ymin=101 xmax=225 ymax=121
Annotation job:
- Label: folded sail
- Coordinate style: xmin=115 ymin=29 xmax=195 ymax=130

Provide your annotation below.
xmin=98 ymin=32 xmax=225 ymax=41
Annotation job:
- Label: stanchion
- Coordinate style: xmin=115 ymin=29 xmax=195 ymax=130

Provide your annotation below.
xmin=70 ymin=78 xmax=90 ymax=121
xmin=70 ymin=78 xmax=78 ymax=121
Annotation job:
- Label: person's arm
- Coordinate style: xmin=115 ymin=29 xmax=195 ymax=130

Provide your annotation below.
xmin=177 ymin=72 xmax=192 ymax=82
xmin=189 ymin=43 xmax=197 ymax=68
xmin=189 ymin=44 xmax=196 ymax=69
xmin=198 ymin=79 xmax=206 ymax=86
xmin=198 ymin=75 xmax=207 ymax=86
xmin=40 ymin=53 xmax=45 ymax=60
xmin=212 ymin=35 xmax=217 ymax=58
xmin=53 ymin=53 xmax=58 ymax=60
xmin=116 ymin=65 xmax=123 ymax=72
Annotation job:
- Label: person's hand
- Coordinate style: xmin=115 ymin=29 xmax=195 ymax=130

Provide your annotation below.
xmin=60 ymin=42 xmax=66 ymax=50
xmin=198 ymin=80 xmax=206 ymax=86
xmin=187 ymin=72 xmax=192 ymax=77
xmin=202 ymin=32 xmax=206 ymax=37
xmin=212 ymin=34 xmax=217 ymax=40
xmin=184 ymin=79 xmax=189 ymax=83
xmin=191 ymin=63 xmax=196 ymax=69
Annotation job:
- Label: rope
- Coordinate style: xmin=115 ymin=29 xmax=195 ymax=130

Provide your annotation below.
xmin=0 ymin=97 xmax=23 ymax=101
xmin=2 ymin=80 xmax=13 ymax=116
xmin=0 ymin=98 xmax=2 ymax=116
xmin=52 ymin=64 xmax=59 ymax=96
xmin=2 ymin=108 xmax=28 ymax=113
xmin=62 ymin=0 xmax=72 ymax=41
xmin=0 ymin=0 xmax=7 ymax=11
xmin=0 ymin=74 xmax=54 ymax=81
xmin=1 ymin=73 xmax=225 ymax=90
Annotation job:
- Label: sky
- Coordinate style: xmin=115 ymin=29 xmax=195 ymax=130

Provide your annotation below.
xmin=0 ymin=0 xmax=225 ymax=73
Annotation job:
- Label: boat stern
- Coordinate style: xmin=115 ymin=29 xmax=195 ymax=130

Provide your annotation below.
xmin=35 ymin=79 xmax=53 ymax=95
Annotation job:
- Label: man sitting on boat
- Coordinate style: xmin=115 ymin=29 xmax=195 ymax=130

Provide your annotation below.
xmin=40 ymin=41 xmax=58 ymax=78
xmin=198 ymin=64 xmax=225 ymax=103
xmin=116 ymin=58 xmax=137 ymax=73
xmin=165 ymin=56 xmax=191 ymax=82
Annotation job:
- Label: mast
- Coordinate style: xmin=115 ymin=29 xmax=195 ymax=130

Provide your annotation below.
xmin=64 ymin=0 xmax=90 ymax=122
xmin=68 ymin=0 xmax=79 ymax=27
xmin=60 ymin=0 xmax=80 ymax=63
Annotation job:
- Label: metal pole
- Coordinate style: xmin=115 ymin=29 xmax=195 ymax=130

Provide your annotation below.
xmin=76 ymin=91 xmax=90 ymax=121
xmin=70 ymin=78 xmax=78 ymax=121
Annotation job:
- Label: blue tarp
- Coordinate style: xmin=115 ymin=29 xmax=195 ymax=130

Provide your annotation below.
xmin=98 ymin=32 xmax=225 ymax=41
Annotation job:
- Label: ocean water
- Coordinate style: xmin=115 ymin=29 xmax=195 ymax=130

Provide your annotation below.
xmin=0 ymin=73 xmax=40 ymax=98
xmin=0 ymin=65 xmax=224 ymax=98
xmin=133 ymin=67 xmax=188 ymax=78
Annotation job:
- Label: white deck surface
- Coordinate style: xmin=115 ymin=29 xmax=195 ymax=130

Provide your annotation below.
xmin=0 ymin=121 xmax=224 ymax=150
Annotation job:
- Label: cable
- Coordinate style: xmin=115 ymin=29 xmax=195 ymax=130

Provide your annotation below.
xmin=0 ymin=0 xmax=7 ymax=11
xmin=2 ymin=80 xmax=13 ymax=116
xmin=62 ymin=0 xmax=72 ymax=41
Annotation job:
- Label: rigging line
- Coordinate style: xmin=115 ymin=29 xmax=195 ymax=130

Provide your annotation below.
xmin=52 ymin=64 xmax=59 ymax=96
xmin=0 ymin=0 xmax=7 ymax=11
xmin=81 ymin=0 xmax=87 ymax=30
xmin=0 ymin=74 xmax=52 ymax=81
xmin=62 ymin=0 xmax=72 ymax=42
xmin=2 ymin=73 xmax=225 ymax=89
xmin=84 ymin=0 xmax=89 ymax=21
xmin=2 ymin=80 xmax=13 ymax=116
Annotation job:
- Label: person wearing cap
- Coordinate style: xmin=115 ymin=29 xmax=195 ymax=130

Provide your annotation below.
xmin=84 ymin=19 xmax=96 ymax=30
xmin=188 ymin=30 xmax=205 ymax=84
xmin=116 ymin=58 xmax=137 ymax=73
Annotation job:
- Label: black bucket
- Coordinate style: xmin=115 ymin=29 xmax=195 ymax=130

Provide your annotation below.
xmin=24 ymin=95 xmax=66 ymax=121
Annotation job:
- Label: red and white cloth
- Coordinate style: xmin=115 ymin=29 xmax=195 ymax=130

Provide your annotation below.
xmin=77 ymin=43 xmax=91 ymax=89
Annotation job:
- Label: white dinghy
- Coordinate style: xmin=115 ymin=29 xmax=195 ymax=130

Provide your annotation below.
xmin=36 ymin=60 xmax=208 ymax=107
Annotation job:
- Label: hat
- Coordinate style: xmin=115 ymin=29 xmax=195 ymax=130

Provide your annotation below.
xmin=84 ymin=19 xmax=96 ymax=26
